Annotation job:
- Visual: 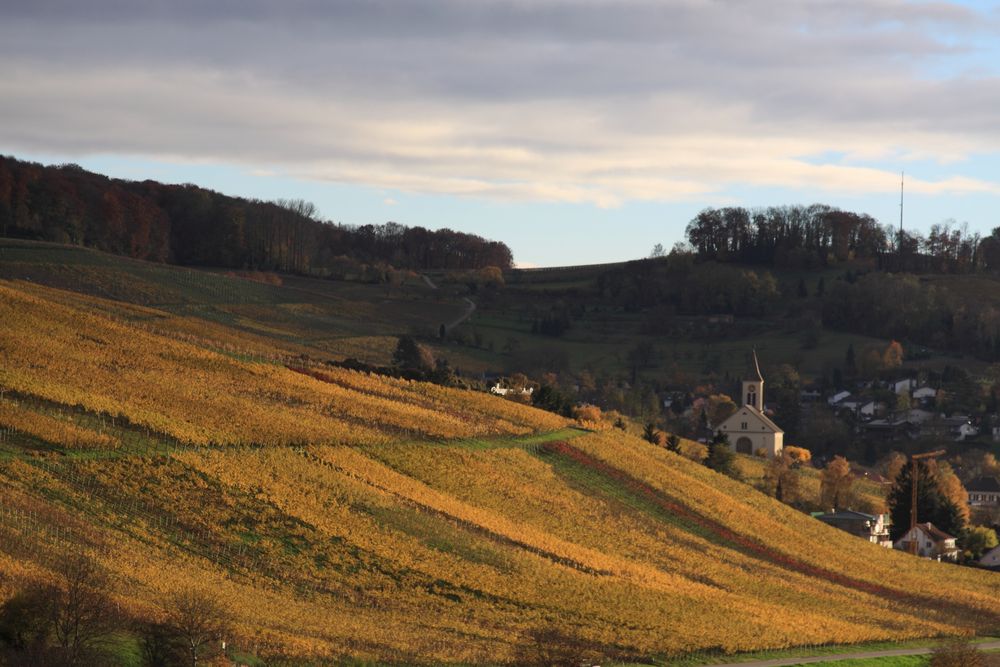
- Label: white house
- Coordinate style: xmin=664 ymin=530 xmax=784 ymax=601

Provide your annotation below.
xmin=893 ymin=522 xmax=959 ymax=561
xmin=490 ymin=381 xmax=533 ymax=397
xmin=944 ymin=416 xmax=977 ymax=441
xmin=912 ymin=386 xmax=937 ymax=403
xmin=889 ymin=378 xmax=916 ymax=395
xmin=716 ymin=351 xmax=784 ymax=459
xmin=858 ymin=400 xmax=882 ymax=418
xmin=980 ymin=545 xmax=1000 ymax=568
xmin=827 ymin=390 xmax=851 ymax=406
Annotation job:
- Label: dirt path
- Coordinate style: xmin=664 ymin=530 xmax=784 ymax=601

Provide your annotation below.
xmin=446 ymin=297 xmax=476 ymax=331
xmin=708 ymin=640 xmax=1000 ymax=666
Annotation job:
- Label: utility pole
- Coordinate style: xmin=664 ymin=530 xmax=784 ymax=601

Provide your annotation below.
xmin=898 ymin=171 xmax=904 ymax=268
xmin=908 ymin=449 xmax=945 ymax=554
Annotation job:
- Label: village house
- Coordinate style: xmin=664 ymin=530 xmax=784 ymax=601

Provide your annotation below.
xmin=814 ymin=510 xmax=892 ymax=547
xmin=489 ymin=381 xmax=533 ymax=397
xmin=827 ymin=390 xmax=851 ymax=406
xmin=912 ymin=386 xmax=937 ymax=405
xmin=921 ymin=415 xmax=978 ymax=442
xmin=716 ymin=351 xmax=784 ymax=459
xmin=967 ymin=477 xmax=1000 ymax=506
xmin=980 ymin=544 xmax=1000 ymax=568
xmin=893 ymin=522 xmax=959 ymax=561
xmin=889 ymin=378 xmax=916 ymax=395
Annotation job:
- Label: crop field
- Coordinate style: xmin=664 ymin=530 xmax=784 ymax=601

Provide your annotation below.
xmin=3 ymin=255 xmax=1000 ymax=664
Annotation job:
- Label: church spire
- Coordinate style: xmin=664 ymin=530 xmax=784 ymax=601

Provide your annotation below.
xmin=742 ymin=350 xmax=764 ymax=409
xmin=751 ymin=348 xmax=763 ymax=382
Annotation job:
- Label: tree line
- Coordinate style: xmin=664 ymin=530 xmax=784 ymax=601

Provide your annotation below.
xmin=0 ymin=155 xmax=513 ymax=274
xmin=685 ymin=204 xmax=1000 ymax=274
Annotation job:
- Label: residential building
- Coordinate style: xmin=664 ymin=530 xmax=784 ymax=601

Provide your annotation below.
xmin=967 ymin=477 xmax=1000 ymax=506
xmin=980 ymin=545 xmax=1000 ymax=568
xmin=893 ymin=522 xmax=959 ymax=561
xmin=814 ymin=510 xmax=892 ymax=547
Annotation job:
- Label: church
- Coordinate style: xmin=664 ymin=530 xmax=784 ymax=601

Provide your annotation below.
xmin=715 ymin=351 xmax=784 ymax=458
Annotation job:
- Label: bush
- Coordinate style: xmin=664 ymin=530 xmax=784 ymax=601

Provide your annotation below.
xmin=930 ymin=638 xmax=983 ymax=667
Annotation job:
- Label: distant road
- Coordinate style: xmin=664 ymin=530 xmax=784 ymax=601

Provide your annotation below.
xmin=708 ymin=640 xmax=1000 ymax=666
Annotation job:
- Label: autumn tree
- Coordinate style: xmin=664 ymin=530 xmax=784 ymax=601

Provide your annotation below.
xmin=936 ymin=462 xmax=971 ymax=526
xmin=960 ymin=526 xmax=998 ymax=560
xmin=882 ymin=340 xmax=904 ymax=369
xmin=879 ymin=451 xmax=907 ymax=483
xmin=762 ymin=450 xmax=802 ymax=505
xmin=820 ymin=456 xmax=855 ymax=510
xmin=704 ymin=394 xmax=738 ymax=428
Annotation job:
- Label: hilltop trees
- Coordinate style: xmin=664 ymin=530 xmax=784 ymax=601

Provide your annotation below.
xmin=0 ymin=155 xmax=514 ymax=274
xmin=685 ymin=205 xmax=886 ymax=266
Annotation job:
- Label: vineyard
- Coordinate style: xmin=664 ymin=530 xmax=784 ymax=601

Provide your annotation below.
xmin=2 ymin=270 xmax=1000 ymax=665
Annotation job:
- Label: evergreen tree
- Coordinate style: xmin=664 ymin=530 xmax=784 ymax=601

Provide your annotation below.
xmin=666 ymin=433 xmax=681 ymax=454
xmin=845 ymin=343 xmax=857 ymax=377
xmin=705 ymin=431 xmax=741 ymax=480
xmin=887 ymin=460 xmax=965 ymax=541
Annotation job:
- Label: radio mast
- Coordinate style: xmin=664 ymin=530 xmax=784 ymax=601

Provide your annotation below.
xmin=898 ymin=171 xmax=904 ymax=265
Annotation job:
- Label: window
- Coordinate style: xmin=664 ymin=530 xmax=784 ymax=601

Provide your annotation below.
xmin=741 ymin=422 xmax=748 ymax=430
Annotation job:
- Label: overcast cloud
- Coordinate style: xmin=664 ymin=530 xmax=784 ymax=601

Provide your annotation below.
xmin=2 ymin=0 xmax=1000 ymax=208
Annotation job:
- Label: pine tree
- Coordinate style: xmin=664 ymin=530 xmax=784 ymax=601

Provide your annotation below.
xmin=887 ymin=460 xmax=964 ymax=541
xmin=705 ymin=432 xmax=741 ymax=480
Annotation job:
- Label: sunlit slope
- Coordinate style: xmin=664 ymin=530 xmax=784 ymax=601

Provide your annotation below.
xmin=1 ymin=279 xmax=1000 ymax=663
xmin=0 ymin=238 xmax=467 ymax=365
xmin=0 ymin=280 xmax=562 ymax=448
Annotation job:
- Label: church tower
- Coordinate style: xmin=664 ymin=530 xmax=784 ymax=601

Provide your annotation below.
xmin=742 ymin=350 xmax=764 ymax=410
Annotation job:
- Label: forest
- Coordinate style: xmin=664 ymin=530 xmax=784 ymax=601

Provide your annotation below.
xmin=0 ymin=155 xmax=513 ymax=275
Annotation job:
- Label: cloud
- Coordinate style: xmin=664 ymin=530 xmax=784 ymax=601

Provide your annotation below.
xmin=383 ymin=197 xmax=398 ymax=206
xmin=1 ymin=1 xmax=1000 ymax=207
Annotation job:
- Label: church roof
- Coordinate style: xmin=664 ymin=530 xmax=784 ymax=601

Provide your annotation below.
xmin=719 ymin=404 xmax=784 ymax=434
xmin=745 ymin=404 xmax=783 ymax=433
xmin=968 ymin=477 xmax=1000 ymax=493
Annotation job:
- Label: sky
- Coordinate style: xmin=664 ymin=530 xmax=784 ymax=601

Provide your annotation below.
xmin=3 ymin=1 xmax=1000 ymax=267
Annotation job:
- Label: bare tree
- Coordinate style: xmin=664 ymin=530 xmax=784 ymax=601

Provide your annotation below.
xmin=165 ymin=589 xmax=233 ymax=667
xmin=50 ymin=554 xmax=121 ymax=666
xmin=0 ymin=554 xmax=120 ymax=667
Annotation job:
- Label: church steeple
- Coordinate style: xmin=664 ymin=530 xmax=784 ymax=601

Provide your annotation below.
xmin=742 ymin=349 xmax=764 ymax=410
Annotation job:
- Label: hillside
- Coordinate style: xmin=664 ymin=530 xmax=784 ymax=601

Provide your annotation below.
xmin=2 ymin=249 xmax=1000 ymax=664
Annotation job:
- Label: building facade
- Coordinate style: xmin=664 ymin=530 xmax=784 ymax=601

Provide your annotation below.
xmin=716 ymin=351 xmax=784 ymax=459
